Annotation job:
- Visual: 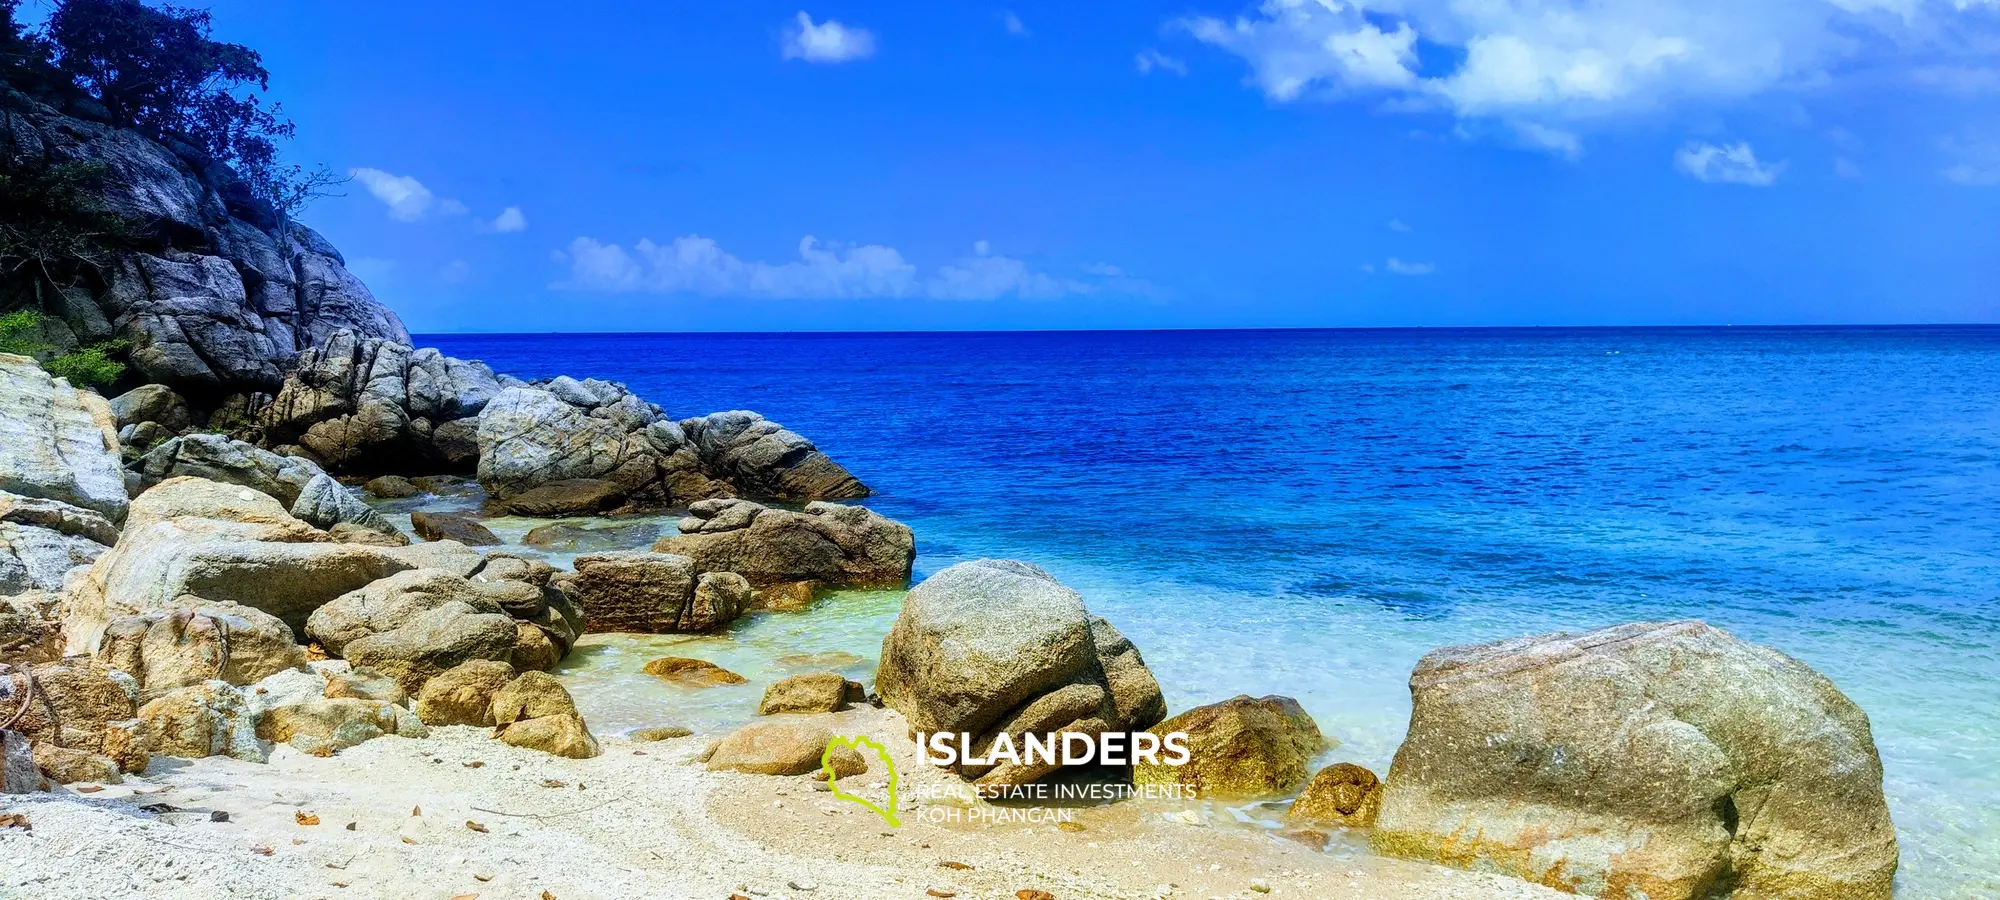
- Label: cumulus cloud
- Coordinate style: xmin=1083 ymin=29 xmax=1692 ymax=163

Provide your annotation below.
xmin=1385 ymin=257 xmax=1435 ymax=275
xmin=783 ymin=12 xmax=876 ymax=63
xmin=350 ymin=168 xmax=466 ymax=221
xmin=1136 ymin=48 xmax=1189 ymax=76
xmin=1002 ymin=11 xmax=1028 ymax=36
xmin=555 ymin=235 xmax=1136 ymax=301
xmin=1388 ymin=218 xmax=1412 ymax=232
xmin=1175 ymin=0 xmax=2000 ymax=152
xmin=1940 ymin=134 xmax=2000 ymax=186
xmin=483 ymin=206 xmax=528 ymax=233
xmin=1675 ymin=141 xmax=1786 ymax=185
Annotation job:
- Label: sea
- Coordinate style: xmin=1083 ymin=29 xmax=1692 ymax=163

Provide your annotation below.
xmin=419 ymin=326 xmax=2000 ymax=898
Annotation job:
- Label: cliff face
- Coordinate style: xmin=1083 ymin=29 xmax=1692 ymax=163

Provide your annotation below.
xmin=0 ymin=90 xmax=408 ymax=403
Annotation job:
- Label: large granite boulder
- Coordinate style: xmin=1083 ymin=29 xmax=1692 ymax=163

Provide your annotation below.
xmin=490 ymin=671 xmax=599 ymax=758
xmin=0 ymin=353 xmax=127 ymax=520
xmin=96 ymin=603 xmax=308 ymax=701
xmin=304 ymin=568 xmax=521 ymax=693
xmin=108 ymin=384 xmax=193 ymax=433
xmin=130 ymin=434 xmax=399 ymax=538
xmin=137 ymin=680 xmax=264 ymax=761
xmin=876 ymin=559 xmax=1166 ymax=786
xmin=557 ymin=550 xmax=742 ymax=634
xmin=3 ymin=96 xmax=408 ymax=401
xmin=1133 ymin=694 xmax=1323 ymax=799
xmin=475 ymin=386 xmax=666 ymax=505
xmin=61 ymin=477 xmax=443 ymax=647
xmin=652 ymin=499 xmax=913 ymax=589
xmin=1371 ymin=620 xmax=1898 ymax=900
xmin=247 ymin=668 xmax=426 ymax=757
xmin=0 ymin=593 xmax=64 ymax=666
xmin=0 ymin=660 xmax=148 ymax=774
xmin=0 ymin=491 xmax=118 ymax=593
xmin=415 ymin=659 xmax=515 ymax=727
xmin=707 ymin=720 xmax=865 ymax=777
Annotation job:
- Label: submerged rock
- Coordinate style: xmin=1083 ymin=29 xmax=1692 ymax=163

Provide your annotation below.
xmin=521 ymin=520 xmax=660 ymax=553
xmin=642 ymin=657 xmax=746 ymax=687
xmin=363 ymin=475 xmax=419 ymax=498
xmin=1371 ymin=620 xmax=1898 ymax=900
xmin=1134 ymin=695 xmax=1323 ymax=800
xmin=876 ymin=559 xmax=1166 ymax=786
xmin=652 ymin=499 xmax=913 ymax=589
xmin=409 ymin=511 xmax=500 ymax=546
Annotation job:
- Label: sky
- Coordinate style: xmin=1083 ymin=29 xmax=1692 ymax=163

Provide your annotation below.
xmin=155 ymin=1 xmax=2000 ymax=330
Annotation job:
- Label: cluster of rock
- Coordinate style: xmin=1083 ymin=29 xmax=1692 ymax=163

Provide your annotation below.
xmin=2 ymin=91 xmax=410 ymax=403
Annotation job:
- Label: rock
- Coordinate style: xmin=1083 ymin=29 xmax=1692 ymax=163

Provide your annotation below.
xmin=1287 ymin=763 xmax=1383 ymax=828
xmin=415 ymin=659 xmax=515 ymax=726
xmin=32 ymin=743 xmax=122 ymax=784
xmin=329 ymin=522 xmax=409 ymax=546
xmin=707 ymin=721 xmax=864 ymax=776
xmin=1370 ymin=620 xmax=1898 ymax=900
xmin=290 ymin=473 xmax=403 ymax=538
xmin=138 ymin=680 xmax=263 ymax=761
xmin=681 ymin=411 xmax=868 ymax=501
xmin=256 ymin=331 xmax=477 ymax=471
xmin=108 ymin=384 xmax=192 ymax=432
xmin=0 ymin=594 xmax=64 ymax=666
xmin=119 ymin=420 xmax=173 ymax=453
xmin=1 ymin=660 xmax=146 ymax=773
xmin=363 ymin=475 xmax=419 ymax=498
xmin=758 ymin=673 xmax=864 ymax=715
xmin=475 ymin=387 xmax=659 ymax=502
xmin=876 ymin=560 xmax=1166 ymax=785
xmin=510 ymin=622 xmax=561 ymax=672
xmin=63 ymin=478 xmax=428 ymax=642
xmin=0 ymin=353 xmax=128 ymax=519
xmin=2 ymin=730 xmax=43 ymax=793
xmin=304 ymin=564 xmax=567 ymax=691
xmin=256 ymin=694 xmax=426 ymax=756
xmin=1091 ymin=617 xmax=1169 ymax=731
xmin=131 ymin=433 xmax=322 ymax=506
xmin=0 ymin=483 xmax=124 ymax=546
xmin=304 ymin=567 xmax=504 ymax=655
xmin=340 ymin=603 xmax=519 ymax=695
xmin=689 ymin=571 xmax=750 ymax=632
xmin=1134 ymin=695 xmax=1322 ymax=800
xmin=653 ymin=500 xmax=913 ymax=589
xmin=409 ymin=511 xmax=500 ymax=545
xmin=632 ymin=726 xmax=693 ymax=742
xmin=97 ymin=604 xmax=308 ymax=701
xmin=752 ymin=580 xmax=820 ymax=612
xmin=521 ymin=520 xmax=660 ymax=553
xmin=322 ymin=666 xmax=407 ymax=705
xmin=499 ymin=478 xmax=627 ymax=517
xmin=0 ymin=513 xmax=110 ymax=594
xmin=490 ymin=672 xmax=599 ymax=758
xmin=643 ymin=657 xmax=747 ymax=686
xmin=564 ymin=551 xmax=735 ymax=634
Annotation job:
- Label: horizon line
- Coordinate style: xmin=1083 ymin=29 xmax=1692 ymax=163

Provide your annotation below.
xmin=411 ymin=322 xmax=2000 ymax=339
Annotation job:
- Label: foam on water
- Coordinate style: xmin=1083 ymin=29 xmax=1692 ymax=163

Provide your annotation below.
xmin=418 ymin=327 xmax=2000 ymax=897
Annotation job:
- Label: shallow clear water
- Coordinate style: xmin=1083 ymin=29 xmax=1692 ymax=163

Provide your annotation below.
xmin=423 ymin=327 xmax=2000 ymax=898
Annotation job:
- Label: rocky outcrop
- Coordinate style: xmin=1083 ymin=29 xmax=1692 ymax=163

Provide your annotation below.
xmin=0 ymin=593 xmax=63 ymax=665
xmin=681 ymin=411 xmax=868 ymax=502
xmin=653 ymin=499 xmax=913 ymax=589
xmin=0 ymin=95 xmax=408 ymax=402
xmin=138 ymin=680 xmax=263 ymax=761
xmin=490 ymin=671 xmax=598 ymax=758
xmin=304 ymin=569 xmax=521 ymax=693
xmin=131 ymin=434 xmax=400 ymax=538
xmin=876 ymin=559 xmax=1166 ymax=786
xmin=0 ymin=353 xmax=128 ymax=520
xmin=414 ymin=659 xmax=514 ymax=727
xmin=109 ymin=384 xmax=192 ymax=433
xmin=1 ymin=659 xmax=147 ymax=774
xmin=1134 ymin=695 xmax=1323 ymax=799
xmin=256 ymin=330 xmax=500 ymax=471
xmin=1371 ymin=620 xmax=1898 ymax=900
xmin=409 ymin=511 xmax=499 ymax=546
xmin=61 ymin=476 xmax=451 ymax=647
xmin=248 ymin=668 xmax=426 ymax=756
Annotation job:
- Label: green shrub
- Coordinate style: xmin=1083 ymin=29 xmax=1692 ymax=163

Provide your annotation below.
xmin=0 ymin=308 xmax=127 ymax=387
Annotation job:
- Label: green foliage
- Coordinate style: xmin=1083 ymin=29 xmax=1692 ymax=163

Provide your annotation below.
xmin=0 ymin=309 xmax=128 ymax=387
xmin=0 ymin=157 xmax=130 ymax=284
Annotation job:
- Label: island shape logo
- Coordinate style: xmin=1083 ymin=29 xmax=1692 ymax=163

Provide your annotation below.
xmin=823 ymin=735 xmax=900 ymax=827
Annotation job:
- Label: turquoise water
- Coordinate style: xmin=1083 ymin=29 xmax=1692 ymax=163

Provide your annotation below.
xmin=426 ymin=327 xmax=2000 ymax=898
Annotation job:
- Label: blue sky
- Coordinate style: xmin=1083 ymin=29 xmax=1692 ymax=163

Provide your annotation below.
xmin=183 ymin=0 xmax=2000 ymax=331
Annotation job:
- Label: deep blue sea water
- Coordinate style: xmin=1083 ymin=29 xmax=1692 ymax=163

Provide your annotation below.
xmin=425 ymin=327 xmax=2000 ymax=898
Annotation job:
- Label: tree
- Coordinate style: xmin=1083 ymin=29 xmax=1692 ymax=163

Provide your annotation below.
xmin=44 ymin=0 xmax=320 ymax=215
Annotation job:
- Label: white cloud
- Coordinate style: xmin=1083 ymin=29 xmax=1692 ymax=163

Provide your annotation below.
xmin=1940 ymin=134 xmax=2000 ymax=185
xmin=1175 ymin=0 xmax=2000 ymax=152
xmin=1002 ymin=11 xmax=1028 ymax=36
xmin=1136 ymin=48 xmax=1189 ymax=76
xmin=483 ymin=206 xmax=528 ymax=233
xmin=1386 ymin=257 xmax=1435 ymax=275
xmin=783 ymin=12 xmax=876 ymax=63
xmin=555 ymin=236 xmax=1133 ymax=301
xmin=1675 ymin=141 xmax=1786 ymax=185
xmin=349 ymin=168 xmax=466 ymax=221
xmin=1388 ymin=218 xmax=1412 ymax=232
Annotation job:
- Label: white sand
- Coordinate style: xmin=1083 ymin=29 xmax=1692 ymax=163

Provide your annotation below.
xmin=0 ymin=704 xmax=1566 ymax=900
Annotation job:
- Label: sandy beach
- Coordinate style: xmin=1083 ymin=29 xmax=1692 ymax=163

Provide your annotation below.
xmin=3 ymin=706 xmax=1568 ymax=900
